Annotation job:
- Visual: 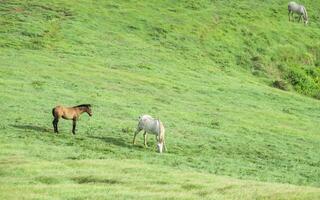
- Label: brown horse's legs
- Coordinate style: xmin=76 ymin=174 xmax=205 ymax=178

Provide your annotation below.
xmin=53 ymin=118 xmax=59 ymax=133
xmin=52 ymin=119 xmax=55 ymax=132
xmin=72 ymin=119 xmax=77 ymax=135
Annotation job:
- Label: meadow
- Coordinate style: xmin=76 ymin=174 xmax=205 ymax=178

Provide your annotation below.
xmin=0 ymin=0 xmax=320 ymax=199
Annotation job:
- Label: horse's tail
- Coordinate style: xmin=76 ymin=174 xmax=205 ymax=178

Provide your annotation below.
xmin=52 ymin=108 xmax=56 ymax=117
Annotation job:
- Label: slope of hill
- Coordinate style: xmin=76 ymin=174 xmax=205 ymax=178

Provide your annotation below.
xmin=0 ymin=0 xmax=320 ymax=199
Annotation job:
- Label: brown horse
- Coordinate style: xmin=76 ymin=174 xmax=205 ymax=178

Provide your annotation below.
xmin=52 ymin=104 xmax=92 ymax=134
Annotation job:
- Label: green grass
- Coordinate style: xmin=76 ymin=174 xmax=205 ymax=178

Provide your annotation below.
xmin=0 ymin=0 xmax=320 ymax=199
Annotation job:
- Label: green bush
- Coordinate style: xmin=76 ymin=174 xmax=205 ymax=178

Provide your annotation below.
xmin=285 ymin=67 xmax=319 ymax=97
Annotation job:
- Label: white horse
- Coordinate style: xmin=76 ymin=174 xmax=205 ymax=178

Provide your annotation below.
xmin=288 ymin=1 xmax=308 ymax=25
xmin=133 ymin=115 xmax=167 ymax=153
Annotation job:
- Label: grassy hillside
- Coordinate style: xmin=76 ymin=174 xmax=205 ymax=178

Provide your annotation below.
xmin=0 ymin=0 xmax=320 ymax=199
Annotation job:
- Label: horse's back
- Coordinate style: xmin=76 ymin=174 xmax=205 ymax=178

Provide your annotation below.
xmin=139 ymin=115 xmax=154 ymax=127
xmin=139 ymin=114 xmax=154 ymax=121
xmin=138 ymin=114 xmax=163 ymax=135
xmin=288 ymin=1 xmax=297 ymax=6
xmin=52 ymin=105 xmax=73 ymax=119
xmin=288 ymin=1 xmax=298 ymax=10
xmin=288 ymin=1 xmax=305 ymax=12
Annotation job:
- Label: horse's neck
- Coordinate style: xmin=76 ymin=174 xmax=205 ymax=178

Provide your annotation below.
xmin=303 ymin=7 xmax=308 ymax=19
xmin=77 ymin=107 xmax=87 ymax=115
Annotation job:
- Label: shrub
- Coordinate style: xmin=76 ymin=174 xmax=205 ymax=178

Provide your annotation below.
xmin=272 ymin=80 xmax=289 ymax=91
xmin=285 ymin=67 xmax=319 ymax=97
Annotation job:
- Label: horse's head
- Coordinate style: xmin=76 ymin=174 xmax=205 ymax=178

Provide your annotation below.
xmin=157 ymin=143 xmax=163 ymax=153
xmin=86 ymin=105 xmax=93 ymax=116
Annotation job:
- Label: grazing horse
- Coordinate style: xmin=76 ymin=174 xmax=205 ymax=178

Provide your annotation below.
xmin=52 ymin=104 xmax=92 ymax=134
xmin=133 ymin=114 xmax=167 ymax=153
xmin=288 ymin=1 xmax=308 ymax=25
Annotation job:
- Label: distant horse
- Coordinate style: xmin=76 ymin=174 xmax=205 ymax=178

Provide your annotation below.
xmin=52 ymin=104 xmax=92 ymax=134
xmin=133 ymin=114 xmax=167 ymax=153
xmin=288 ymin=1 xmax=308 ymax=25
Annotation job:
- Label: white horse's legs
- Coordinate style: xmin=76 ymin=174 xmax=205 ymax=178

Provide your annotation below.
xmin=155 ymin=135 xmax=158 ymax=142
xmin=288 ymin=11 xmax=291 ymax=21
xmin=143 ymin=131 xmax=148 ymax=147
xmin=133 ymin=128 xmax=142 ymax=145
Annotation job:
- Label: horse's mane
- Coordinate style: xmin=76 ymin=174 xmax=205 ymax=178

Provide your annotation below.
xmin=73 ymin=104 xmax=91 ymax=108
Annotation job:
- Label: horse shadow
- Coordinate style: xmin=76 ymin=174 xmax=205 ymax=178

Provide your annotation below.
xmin=88 ymin=135 xmax=143 ymax=149
xmin=10 ymin=124 xmax=51 ymax=133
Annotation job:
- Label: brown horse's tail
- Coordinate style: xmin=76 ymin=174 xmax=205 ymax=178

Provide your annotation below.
xmin=52 ymin=108 xmax=56 ymax=117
